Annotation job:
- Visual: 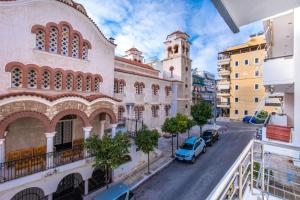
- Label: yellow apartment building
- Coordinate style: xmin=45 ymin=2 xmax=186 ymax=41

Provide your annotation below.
xmin=217 ymin=34 xmax=280 ymax=120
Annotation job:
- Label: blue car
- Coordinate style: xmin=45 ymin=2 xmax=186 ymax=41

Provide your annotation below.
xmin=243 ymin=116 xmax=256 ymax=123
xmin=175 ymin=136 xmax=206 ymax=163
xmin=93 ymin=182 xmax=135 ymax=200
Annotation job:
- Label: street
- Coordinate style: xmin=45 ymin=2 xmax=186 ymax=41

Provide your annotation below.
xmin=133 ymin=121 xmax=257 ymax=200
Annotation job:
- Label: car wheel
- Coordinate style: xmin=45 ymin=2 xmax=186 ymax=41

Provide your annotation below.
xmin=202 ymin=146 xmax=206 ymax=153
xmin=191 ymin=156 xmax=196 ymax=164
xmin=208 ymin=141 xmax=212 ymax=146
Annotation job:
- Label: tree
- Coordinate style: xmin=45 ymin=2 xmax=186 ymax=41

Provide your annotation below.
xmin=135 ymin=129 xmax=160 ymax=174
xmin=162 ymin=113 xmax=188 ymax=157
xmin=191 ymin=102 xmax=212 ymax=135
xmin=175 ymin=113 xmax=188 ymax=149
xmin=84 ymin=133 xmax=131 ymax=189
xmin=187 ymin=119 xmax=196 ymax=138
xmin=162 ymin=117 xmax=178 ymax=158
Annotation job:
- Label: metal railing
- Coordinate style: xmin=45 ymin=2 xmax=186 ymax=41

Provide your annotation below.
xmin=121 ymin=118 xmax=144 ymax=138
xmin=0 ymin=146 xmax=87 ymax=183
xmin=207 ymin=139 xmax=300 ymax=200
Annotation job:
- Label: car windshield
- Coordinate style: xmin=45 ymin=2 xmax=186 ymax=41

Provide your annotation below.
xmin=181 ymin=143 xmax=193 ymax=150
xmin=203 ymin=131 xmax=212 ymax=136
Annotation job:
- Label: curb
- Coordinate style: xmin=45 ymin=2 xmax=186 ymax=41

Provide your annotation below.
xmin=130 ymin=158 xmax=175 ymax=190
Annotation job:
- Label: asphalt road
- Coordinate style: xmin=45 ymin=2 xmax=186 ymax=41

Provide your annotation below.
xmin=133 ymin=121 xmax=257 ymax=200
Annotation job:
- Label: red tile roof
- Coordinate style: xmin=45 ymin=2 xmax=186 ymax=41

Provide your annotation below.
xmin=115 ymin=56 xmax=159 ymax=71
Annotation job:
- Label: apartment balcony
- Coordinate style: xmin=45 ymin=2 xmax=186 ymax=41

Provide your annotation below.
xmin=264 ymin=56 xmax=294 ymax=92
xmin=217 ymin=102 xmax=230 ymax=108
xmin=217 ymin=81 xmax=230 ymax=90
xmin=218 ymin=69 xmax=230 ymax=77
xmin=217 ymin=92 xmax=230 ymax=97
xmin=217 ymin=54 xmax=231 ymax=65
xmin=135 ymin=93 xmax=145 ymax=103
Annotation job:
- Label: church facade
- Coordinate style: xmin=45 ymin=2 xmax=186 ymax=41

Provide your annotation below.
xmin=0 ymin=1 xmax=192 ymax=199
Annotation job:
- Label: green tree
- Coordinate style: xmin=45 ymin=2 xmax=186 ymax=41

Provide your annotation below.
xmin=187 ymin=119 xmax=196 ymax=138
xmin=135 ymin=129 xmax=160 ymax=174
xmin=84 ymin=133 xmax=131 ymax=189
xmin=191 ymin=102 xmax=212 ymax=135
xmin=162 ymin=117 xmax=178 ymax=158
xmin=175 ymin=113 xmax=188 ymax=149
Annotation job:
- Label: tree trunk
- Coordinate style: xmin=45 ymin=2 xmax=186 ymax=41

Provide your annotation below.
xmin=176 ymin=134 xmax=179 ymax=149
xmin=199 ymin=125 xmax=202 ymax=136
xmin=105 ymin=164 xmax=109 ymax=189
xmin=171 ymin=134 xmax=174 ymax=158
xmin=147 ymin=152 xmax=150 ymax=174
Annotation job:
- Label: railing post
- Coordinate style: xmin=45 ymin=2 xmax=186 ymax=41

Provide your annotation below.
xmin=239 ymin=164 xmax=243 ymax=200
xmin=261 ymin=144 xmax=265 ymax=193
xmin=251 ymin=142 xmax=254 ymax=194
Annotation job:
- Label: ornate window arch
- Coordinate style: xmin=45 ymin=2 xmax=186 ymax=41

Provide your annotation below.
xmin=119 ymin=80 xmax=126 ymax=94
xmin=71 ymin=34 xmax=80 ymax=58
xmin=41 ymin=70 xmax=51 ymax=89
xmin=94 ymin=77 xmax=101 ymax=92
xmin=152 ymin=84 xmax=159 ymax=95
xmin=165 ymin=86 xmax=171 ymax=96
xmin=114 ymin=79 xmax=118 ymax=93
xmin=165 ymin=105 xmax=171 ymax=116
xmin=82 ymin=42 xmax=89 ymax=60
xmin=86 ymin=76 xmax=92 ymax=92
xmin=11 ymin=67 xmax=23 ymax=88
xmin=49 ymin=27 xmax=58 ymax=53
xmin=66 ymin=74 xmax=74 ymax=91
xmin=134 ymin=105 xmax=144 ymax=120
xmin=35 ymin=29 xmax=45 ymax=50
xmin=169 ymin=66 xmax=174 ymax=78
xmin=61 ymin=25 xmax=70 ymax=56
xmin=174 ymin=44 xmax=179 ymax=54
xmin=76 ymin=75 xmax=83 ymax=91
xmin=167 ymin=46 xmax=173 ymax=58
xmin=27 ymin=68 xmax=38 ymax=89
xmin=151 ymin=105 xmax=159 ymax=118
xmin=54 ymin=71 xmax=63 ymax=90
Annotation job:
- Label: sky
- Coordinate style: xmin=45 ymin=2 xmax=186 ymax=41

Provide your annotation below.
xmin=76 ymin=0 xmax=263 ymax=75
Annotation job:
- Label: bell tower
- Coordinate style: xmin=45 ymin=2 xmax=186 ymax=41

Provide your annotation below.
xmin=162 ymin=31 xmax=192 ymax=116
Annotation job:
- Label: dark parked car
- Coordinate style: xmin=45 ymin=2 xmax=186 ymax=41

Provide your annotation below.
xmin=202 ymin=130 xmax=219 ymax=146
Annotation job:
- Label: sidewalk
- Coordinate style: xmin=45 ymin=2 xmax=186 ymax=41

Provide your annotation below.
xmin=123 ymin=124 xmax=222 ymax=189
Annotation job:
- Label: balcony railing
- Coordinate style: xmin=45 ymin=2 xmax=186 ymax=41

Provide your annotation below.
xmin=207 ymin=140 xmax=300 ymax=200
xmin=0 ymin=146 xmax=86 ymax=183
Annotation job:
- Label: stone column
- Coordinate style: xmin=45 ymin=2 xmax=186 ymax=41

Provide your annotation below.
xmin=171 ymin=83 xmax=178 ymax=117
xmin=99 ymin=120 xmax=106 ymax=137
xmin=83 ymin=127 xmax=92 ymax=140
xmin=0 ymin=138 xmax=5 ymax=164
xmin=45 ymin=132 xmax=56 ymax=168
xmin=128 ymin=105 xmax=132 ymax=118
xmin=84 ymin=179 xmax=89 ymax=195
xmin=111 ymin=124 xmax=118 ymax=138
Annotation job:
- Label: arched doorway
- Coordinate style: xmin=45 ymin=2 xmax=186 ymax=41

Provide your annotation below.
xmin=10 ymin=187 xmax=46 ymax=200
xmin=53 ymin=173 xmax=84 ymax=200
xmin=88 ymin=168 xmax=112 ymax=193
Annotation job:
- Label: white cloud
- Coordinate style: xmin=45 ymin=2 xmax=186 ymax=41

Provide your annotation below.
xmin=77 ymin=0 xmax=263 ymax=75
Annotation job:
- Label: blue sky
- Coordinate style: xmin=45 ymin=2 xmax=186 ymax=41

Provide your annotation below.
xmin=77 ymin=0 xmax=263 ymax=75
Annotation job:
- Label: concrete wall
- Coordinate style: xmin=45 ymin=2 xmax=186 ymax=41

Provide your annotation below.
xmin=284 ymin=93 xmax=294 ymax=127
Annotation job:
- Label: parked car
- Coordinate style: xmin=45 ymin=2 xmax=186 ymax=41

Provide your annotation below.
xmin=243 ymin=116 xmax=257 ymax=123
xmin=93 ymin=182 xmax=135 ymax=200
xmin=202 ymin=129 xmax=219 ymax=146
xmin=175 ymin=136 xmax=206 ymax=163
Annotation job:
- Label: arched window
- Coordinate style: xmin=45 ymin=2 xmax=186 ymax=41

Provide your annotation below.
xmin=49 ymin=27 xmax=58 ymax=53
xmin=27 ymin=69 xmax=37 ymax=88
xmin=152 ymin=84 xmax=159 ymax=95
xmin=182 ymin=45 xmax=185 ymax=54
xmin=114 ymin=79 xmax=118 ymax=93
xmin=134 ymin=106 xmax=144 ymax=120
xmin=61 ymin=26 xmax=70 ymax=56
xmin=86 ymin=76 xmax=92 ymax=92
xmin=151 ymin=105 xmax=159 ymax=118
xmin=35 ymin=30 xmax=45 ymax=50
xmin=165 ymin=86 xmax=171 ymax=96
xmin=165 ymin=105 xmax=171 ymax=116
xmin=174 ymin=45 xmax=179 ymax=54
xmin=76 ymin=75 xmax=82 ymax=91
xmin=118 ymin=106 xmax=125 ymax=122
xmin=11 ymin=67 xmax=22 ymax=88
xmin=139 ymin=83 xmax=145 ymax=94
xmin=134 ymin=82 xmax=139 ymax=94
xmin=167 ymin=46 xmax=173 ymax=58
xmin=66 ymin=74 xmax=73 ymax=91
xmin=82 ymin=43 xmax=89 ymax=60
xmin=54 ymin=72 xmax=62 ymax=90
xmin=94 ymin=77 xmax=101 ymax=92
xmin=71 ymin=34 xmax=79 ymax=58
xmin=41 ymin=70 xmax=50 ymax=89
xmin=119 ymin=80 xmax=125 ymax=94
xmin=169 ymin=66 xmax=174 ymax=78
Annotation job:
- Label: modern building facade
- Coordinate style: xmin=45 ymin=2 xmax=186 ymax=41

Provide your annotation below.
xmin=217 ymin=35 xmax=279 ymax=120
xmin=0 ymin=1 xmax=191 ymax=199
xmin=192 ymin=69 xmax=216 ymax=105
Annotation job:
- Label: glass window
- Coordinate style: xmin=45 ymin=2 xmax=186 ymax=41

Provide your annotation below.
xmin=49 ymin=27 xmax=58 ymax=53
xmin=61 ymin=26 xmax=69 ymax=56
xmin=27 ymin=69 xmax=37 ymax=88
xmin=244 ymin=59 xmax=249 ymax=65
xmin=82 ymin=43 xmax=89 ymax=60
xmin=35 ymin=30 xmax=45 ymax=50
xmin=86 ymin=76 xmax=91 ymax=92
xmin=181 ymin=143 xmax=193 ymax=150
xmin=235 ymin=85 xmax=239 ymax=90
xmin=11 ymin=67 xmax=22 ymax=88
xmin=71 ymin=35 xmax=79 ymax=58
xmin=54 ymin=72 xmax=62 ymax=90
xmin=235 ymin=97 xmax=239 ymax=102
xmin=76 ymin=75 xmax=82 ymax=91
xmin=255 ymin=84 xmax=259 ymax=90
xmin=235 ymin=61 xmax=239 ymax=66
xmin=255 ymin=58 xmax=259 ymax=64
xmin=66 ymin=74 xmax=73 ymax=91
xmin=41 ymin=70 xmax=50 ymax=89
xmin=235 ymin=110 xmax=239 ymax=115
xmin=244 ymin=110 xmax=248 ymax=115
xmin=94 ymin=78 xmax=101 ymax=92
xmin=255 ymin=97 xmax=259 ymax=103
xmin=255 ymin=70 xmax=260 ymax=77
xmin=116 ymin=193 xmax=127 ymax=200
xmin=235 ymin=73 xmax=239 ymax=78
